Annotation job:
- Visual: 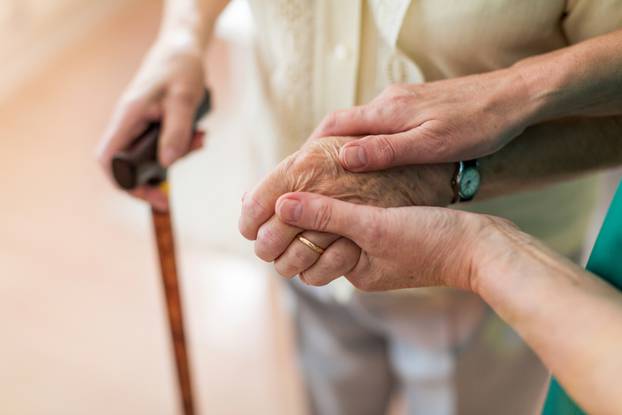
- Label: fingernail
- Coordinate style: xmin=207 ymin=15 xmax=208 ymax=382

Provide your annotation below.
xmin=341 ymin=145 xmax=367 ymax=169
xmin=279 ymin=199 xmax=302 ymax=222
xmin=161 ymin=147 xmax=177 ymax=166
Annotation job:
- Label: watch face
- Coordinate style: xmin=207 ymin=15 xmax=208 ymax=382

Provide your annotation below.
xmin=460 ymin=168 xmax=481 ymax=199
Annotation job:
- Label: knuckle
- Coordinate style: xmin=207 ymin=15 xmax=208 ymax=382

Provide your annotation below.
xmin=312 ymin=203 xmax=333 ymax=232
xmin=280 ymin=151 xmax=304 ymax=176
xmin=292 ymin=246 xmax=314 ymax=268
xmin=279 ymin=152 xmax=310 ymax=189
xmin=255 ymin=227 xmax=279 ymax=261
xmin=369 ymin=104 xmax=386 ymax=120
xmin=383 ymin=83 xmax=407 ymax=98
xmin=242 ymin=194 xmax=266 ymax=222
xmin=418 ymin=123 xmax=450 ymax=160
xmin=383 ymin=84 xmax=400 ymax=97
xmin=324 ymin=247 xmax=348 ymax=271
xmin=278 ymin=249 xmax=313 ymax=278
xmin=372 ymin=135 xmax=397 ymax=166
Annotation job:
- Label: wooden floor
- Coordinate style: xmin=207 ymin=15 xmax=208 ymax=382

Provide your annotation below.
xmin=0 ymin=2 xmax=305 ymax=414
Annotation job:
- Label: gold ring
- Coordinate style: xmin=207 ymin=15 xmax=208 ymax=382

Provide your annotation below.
xmin=297 ymin=235 xmax=325 ymax=255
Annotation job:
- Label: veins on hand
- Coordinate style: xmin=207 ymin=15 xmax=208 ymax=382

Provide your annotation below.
xmin=284 ymin=136 xmax=453 ymax=208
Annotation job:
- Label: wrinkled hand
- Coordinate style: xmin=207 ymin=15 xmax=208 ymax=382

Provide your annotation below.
xmin=311 ymin=69 xmax=536 ymax=172
xmin=239 ymin=136 xmax=454 ymax=285
xmin=274 ymin=192 xmax=502 ymax=291
xmin=97 ymin=35 xmax=207 ymax=210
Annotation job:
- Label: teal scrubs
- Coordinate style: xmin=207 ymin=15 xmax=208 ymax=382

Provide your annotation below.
xmin=542 ymin=180 xmax=622 ymax=414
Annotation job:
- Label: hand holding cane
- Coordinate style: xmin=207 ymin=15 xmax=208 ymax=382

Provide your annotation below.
xmin=110 ymin=91 xmax=211 ymax=415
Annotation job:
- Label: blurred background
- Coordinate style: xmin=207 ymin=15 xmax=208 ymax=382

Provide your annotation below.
xmin=0 ymin=1 xmax=306 ymax=414
xmin=0 ymin=1 xmax=620 ymax=414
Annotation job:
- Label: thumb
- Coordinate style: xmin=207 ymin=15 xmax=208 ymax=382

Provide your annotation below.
xmin=309 ymin=104 xmax=400 ymax=140
xmin=339 ymin=129 xmax=443 ymax=172
xmin=275 ymin=192 xmax=382 ymax=247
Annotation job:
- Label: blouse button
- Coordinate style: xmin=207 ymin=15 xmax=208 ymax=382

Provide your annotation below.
xmin=334 ymin=43 xmax=349 ymax=61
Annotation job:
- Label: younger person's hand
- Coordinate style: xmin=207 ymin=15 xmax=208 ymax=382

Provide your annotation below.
xmin=274 ymin=192 xmax=504 ymax=291
xmin=311 ymin=70 xmax=538 ymax=171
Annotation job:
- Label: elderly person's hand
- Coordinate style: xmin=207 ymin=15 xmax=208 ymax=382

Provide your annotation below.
xmin=238 ymin=136 xmax=454 ymax=284
xmin=97 ymin=34 xmax=207 ymax=210
xmin=309 ymin=69 xmax=536 ymax=171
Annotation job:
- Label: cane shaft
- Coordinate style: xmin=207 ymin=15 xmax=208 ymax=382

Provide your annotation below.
xmin=151 ymin=205 xmax=195 ymax=415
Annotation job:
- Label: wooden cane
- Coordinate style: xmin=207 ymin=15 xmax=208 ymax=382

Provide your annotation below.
xmin=111 ymin=91 xmax=211 ymax=415
xmin=152 ymin=183 xmax=195 ymax=415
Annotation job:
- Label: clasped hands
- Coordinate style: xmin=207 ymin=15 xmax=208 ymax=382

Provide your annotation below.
xmin=239 ymin=135 xmax=492 ymax=291
xmin=239 ymin=72 xmax=537 ymax=291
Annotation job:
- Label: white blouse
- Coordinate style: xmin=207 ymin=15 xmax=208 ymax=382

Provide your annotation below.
xmin=246 ymin=0 xmax=622 ymax=277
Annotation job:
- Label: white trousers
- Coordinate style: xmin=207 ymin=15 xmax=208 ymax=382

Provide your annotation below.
xmin=290 ymin=281 xmax=549 ymax=415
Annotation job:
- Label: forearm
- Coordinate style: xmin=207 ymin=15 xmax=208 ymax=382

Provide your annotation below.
xmin=474 ymin=30 xmax=622 ymax=200
xmin=515 ymin=29 xmax=622 ymax=122
xmin=159 ymin=0 xmax=230 ymax=49
xmin=477 ymin=115 xmax=622 ymax=199
xmin=474 ymin=226 xmax=622 ymax=415
xmin=311 ymin=115 xmax=621 ymax=207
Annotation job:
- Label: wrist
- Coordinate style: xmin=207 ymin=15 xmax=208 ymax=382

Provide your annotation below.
xmin=433 ymin=211 xmax=502 ymax=291
xmin=510 ymin=50 xmax=579 ymax=124
xmin=466 ymin=215 xmax=524 ymax=296
xmin=486 ymin=66 xmax=545 ymax=133
xmin=468 ymin=216 xmax=565 ymax=326
xmin=158 ymin=15 xmax=214 ymax=52
xmin=153 ymin=26 xmax=207 ymax=60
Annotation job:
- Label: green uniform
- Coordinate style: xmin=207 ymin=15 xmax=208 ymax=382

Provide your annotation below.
xmin=543 ymin=179 xmax=622 ymax=414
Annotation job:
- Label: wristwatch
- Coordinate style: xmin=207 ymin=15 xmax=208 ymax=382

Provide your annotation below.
xmin=451 ymin=159 xmax=481 ymax=203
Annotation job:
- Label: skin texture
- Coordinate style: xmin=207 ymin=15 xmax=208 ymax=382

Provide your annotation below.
xmin=516 ymin=29 xmax=622 ymax=122
xmin=247 ymin=113 xmax=622 ymax=281
xmin=247 ymin=30 xmax=622 ymax=280
xmin=310 ymin=29 xmax=622 ymax=173
xmin=239 ymin=136 xmax=454 ymax=284
xmin=275 ymin=192 xmax=622 ymax=415
xmin=276 ymin=193 xmax=480 ymax=291
xmin=310 ymin=70 xmax=535 ymax=170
